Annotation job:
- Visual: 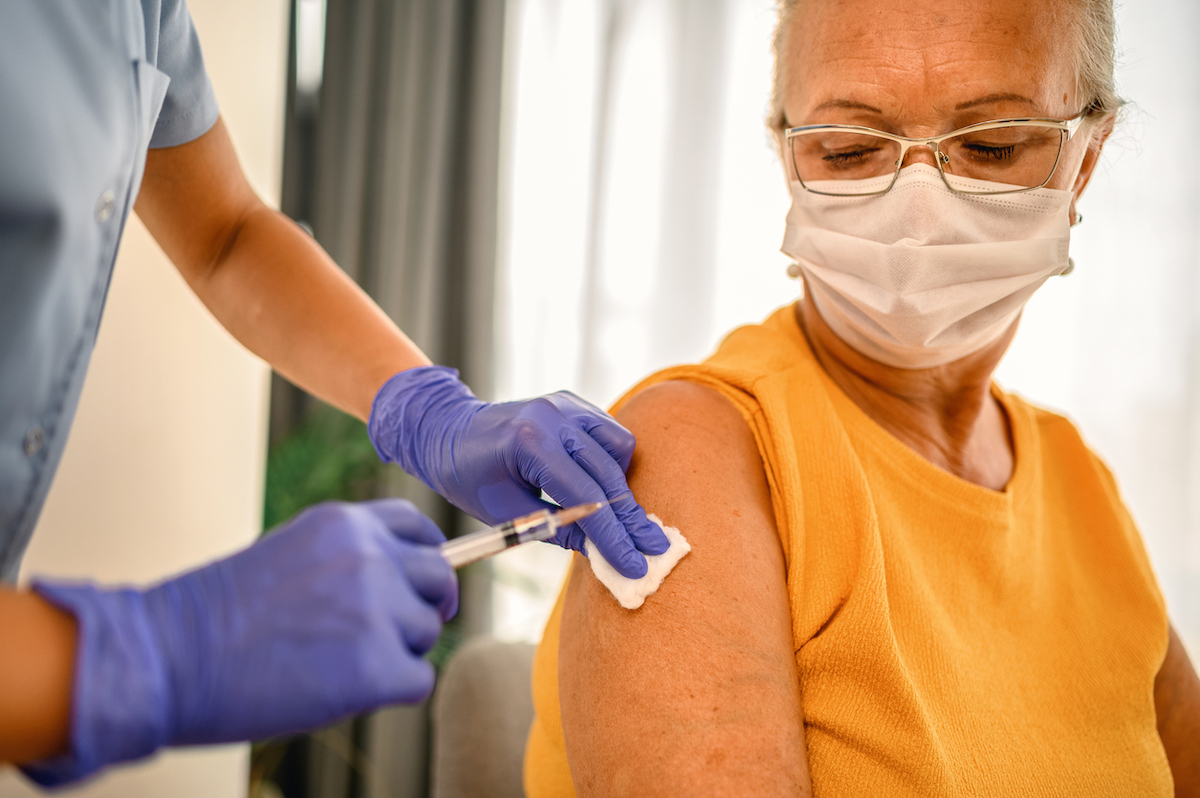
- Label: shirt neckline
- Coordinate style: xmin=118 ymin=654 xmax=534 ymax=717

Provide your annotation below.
xmin=774 ymin=303 xmax=1036 ymax=519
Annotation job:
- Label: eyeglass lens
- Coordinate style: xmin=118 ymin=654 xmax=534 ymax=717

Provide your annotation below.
xmin=789 ymin=125 xmax=1065 ymax=195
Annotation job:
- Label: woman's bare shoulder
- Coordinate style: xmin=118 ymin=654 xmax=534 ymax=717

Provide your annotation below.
xmin=618 ymin=378 xmax=748 ymax=429
xmin=557 ymin=379 xmax=810 ymax=797
xmin=615 ymin=379 xmax=762 ymax=514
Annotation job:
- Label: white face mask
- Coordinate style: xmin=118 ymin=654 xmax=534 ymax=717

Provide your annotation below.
xmin=781 ymin=164 xmax=1074 ymax=369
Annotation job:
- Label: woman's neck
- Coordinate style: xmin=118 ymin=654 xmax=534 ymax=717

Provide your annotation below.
xmin=794 ymin=294 xmax=1016 ymax=491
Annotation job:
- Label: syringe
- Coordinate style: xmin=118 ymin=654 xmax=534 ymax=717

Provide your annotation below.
xmin=439 ymin=502 xmax=606 ymax=569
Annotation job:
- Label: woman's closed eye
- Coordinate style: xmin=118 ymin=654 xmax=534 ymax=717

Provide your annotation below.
xmin=822 ymin=147 xmax=885 ymax=167
xmin=960 ymin=142 xmax=1018 ymax=162
xmin=824 ymin=149 xmax=872 ymax=165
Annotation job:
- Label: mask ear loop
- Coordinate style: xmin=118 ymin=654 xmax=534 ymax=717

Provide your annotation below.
xmin=1061 ymin=211 xmax=1084 ymax=276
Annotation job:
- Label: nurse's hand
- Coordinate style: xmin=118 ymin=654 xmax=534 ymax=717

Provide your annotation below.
xmin=22 ymin=499 xmax=456 ymax=787
xmin=368 ymin=366 xmax=671 ymax=578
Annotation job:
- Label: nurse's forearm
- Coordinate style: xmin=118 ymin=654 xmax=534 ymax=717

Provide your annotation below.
xmin=0 ymin=588 xmax=76 ymax=763
xmin=136 ymin=118 xmax=430 ymax=422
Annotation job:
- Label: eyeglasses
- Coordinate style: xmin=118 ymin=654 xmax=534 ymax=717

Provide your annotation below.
xmin=784 ymin=114 xmax=1087 ymax=197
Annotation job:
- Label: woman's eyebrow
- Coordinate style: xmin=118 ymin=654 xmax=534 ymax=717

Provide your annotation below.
xmin=812 ymin=98 xmax=884 ymax=115
xmin=954 ymin=93 xmax=1038 ymax=111
xmin=805 ymin=93 xmax=1041 ymax=121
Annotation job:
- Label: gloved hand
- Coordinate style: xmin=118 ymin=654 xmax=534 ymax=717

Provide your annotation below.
xmin=22 ymin=499 xmax=456 ymax=787
xmin=368 ymin=366 xmax=670 ymax=578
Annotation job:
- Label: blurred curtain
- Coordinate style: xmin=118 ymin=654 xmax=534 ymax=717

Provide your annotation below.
xmin=497 ymin=0 xmax=1200 ymax=663
xmin=273 ymin=0 xmax=507 ymax=795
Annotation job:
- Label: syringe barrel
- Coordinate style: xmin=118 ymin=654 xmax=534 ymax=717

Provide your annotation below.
xmin=440 ymin=531 xmax=509 ymax=569
xmin=438 ymin=509 xmax=560 ymax=569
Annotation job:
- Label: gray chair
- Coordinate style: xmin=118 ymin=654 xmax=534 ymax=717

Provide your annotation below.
xmin=430 ymin=638 xmax=537 ymax=798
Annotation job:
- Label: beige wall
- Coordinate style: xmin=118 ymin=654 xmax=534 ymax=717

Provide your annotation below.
xmin=0 ymin=0 xmax=289 ymax=795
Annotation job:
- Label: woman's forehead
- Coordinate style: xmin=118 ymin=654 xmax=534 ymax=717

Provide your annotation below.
xmin=783 ymin=0 xmax=1079 ymax=123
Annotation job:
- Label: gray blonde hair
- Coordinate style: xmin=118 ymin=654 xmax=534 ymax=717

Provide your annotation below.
xmin=768 ymin=0 xmax=1123 ymax=133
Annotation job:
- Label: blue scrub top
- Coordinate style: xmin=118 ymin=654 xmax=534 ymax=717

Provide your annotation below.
xmin=0 ymin=0 xmax=219 ymax=582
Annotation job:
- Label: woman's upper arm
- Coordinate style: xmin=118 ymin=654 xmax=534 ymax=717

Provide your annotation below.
xmin=1156 ymin=624 xmax=1200 ymax=794
xmin=558 ymin=380 xmax=811 ymax=797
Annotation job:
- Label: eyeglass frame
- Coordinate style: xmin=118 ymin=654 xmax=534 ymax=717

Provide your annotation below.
xmin=783 ymin=113 xmax=1088 ymax=197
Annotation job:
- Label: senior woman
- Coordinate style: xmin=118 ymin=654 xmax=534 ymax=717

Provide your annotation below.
xmin=523 ymin=0 xmax=1200 ymax=794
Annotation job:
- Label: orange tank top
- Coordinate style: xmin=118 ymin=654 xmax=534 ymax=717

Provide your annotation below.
xmin=525 ymin=305 xmax=1172 ymax=796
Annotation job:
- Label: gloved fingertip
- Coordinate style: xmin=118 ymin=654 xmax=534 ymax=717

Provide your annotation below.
xmin=392 ymin=658 xmax=437 ymax=704
xmin=418 ymin=514 xmax=448 ymax=546
xmin=605 ymin=495 xmax=670 ymax=557
xmin=439 ymin=590 xmax=459 ymax=623
xmin=398 ymin=545 xmax=460 ymax=624
xmin=404 ymin=604 xmax=445 ymax=657
xmin=633 ymin=523 xmax=671 ymax=556
xmin=612 ymin=551 xmax=650 ymax=579
xmin=580 ymin=513 xmax=652 ymax=578
xmin=406 ymin=545 xmax=452 ymax=580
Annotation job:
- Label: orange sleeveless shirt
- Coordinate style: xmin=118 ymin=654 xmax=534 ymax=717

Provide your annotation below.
xmin=525 ymin=305 xmax=1172 ymax=796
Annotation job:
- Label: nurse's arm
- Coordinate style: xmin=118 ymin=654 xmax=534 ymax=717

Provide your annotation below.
xmin=557 ymin=381 xmax=812 ymax=796
xmin=135 ymin=117 xmax=428 ymax=422
xmin=1154 ymin=624 xmax=1200 ymax=794
xmin=0 ymin=588 xmax=76 ymax=763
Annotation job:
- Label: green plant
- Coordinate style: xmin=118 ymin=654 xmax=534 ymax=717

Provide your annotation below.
xmin=262 ymin=403 xmax=383 ymax=533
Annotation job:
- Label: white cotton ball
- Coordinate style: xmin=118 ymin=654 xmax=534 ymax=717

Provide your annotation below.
xmin=584 ymin=513 xmax=690 ymax=610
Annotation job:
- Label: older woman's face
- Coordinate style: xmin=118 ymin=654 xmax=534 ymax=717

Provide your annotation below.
xmin=781 ymin=0 xmax=1100 ymax=194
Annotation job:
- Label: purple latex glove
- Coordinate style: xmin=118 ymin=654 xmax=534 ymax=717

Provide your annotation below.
xmin=368 ymin=366 xmax=670 ymax=578
xmin=22 ymin=499 xmax=456 ymax=787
